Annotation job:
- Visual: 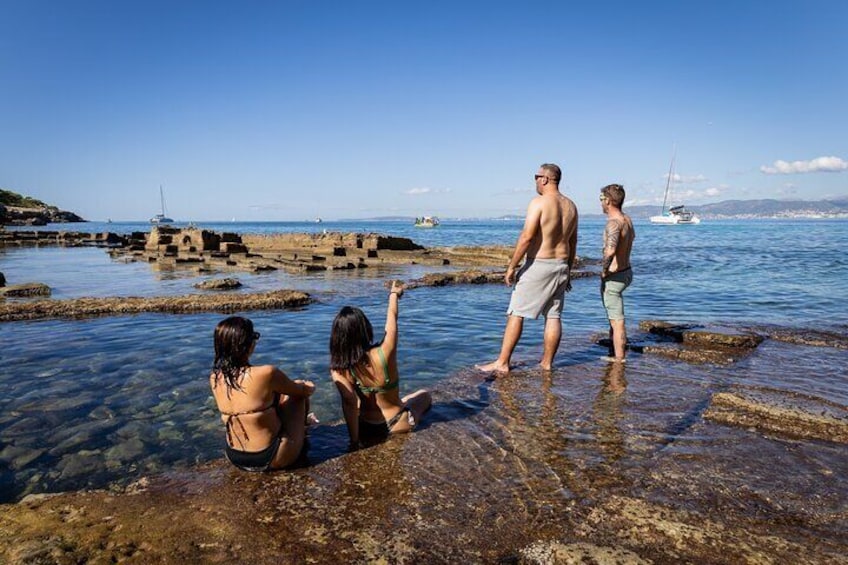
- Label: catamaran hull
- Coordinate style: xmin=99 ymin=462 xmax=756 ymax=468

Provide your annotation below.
xmin=650 ymin=214 xmax=700 ymax=225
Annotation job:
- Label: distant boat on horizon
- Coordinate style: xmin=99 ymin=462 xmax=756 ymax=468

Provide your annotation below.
xmin=650 ymin=147 xmax=701 ymax=225
xmin=414 ymin=216 xmax=440 ymax=228
xmin=150 ymin=185 xmax=174 ymax=224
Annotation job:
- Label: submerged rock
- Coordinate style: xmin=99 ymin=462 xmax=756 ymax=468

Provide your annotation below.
xmin=757 ymin=326 xmax=848 ymax=349
xmin=704 ymin=391 xmax=848 ymax=444
xmin=0 ymin=282 xmax=51 ymax=297
xmin=627 ymin=321 xmax=765 ymax=365
xmin=193 ymin=277 xmax=242 ymax=290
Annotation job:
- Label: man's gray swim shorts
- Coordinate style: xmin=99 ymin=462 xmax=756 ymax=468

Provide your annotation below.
xmin=602 ymin=268 xmax=633 ymax=321
xmin=507 ymin=258 xmax=571 ymax=319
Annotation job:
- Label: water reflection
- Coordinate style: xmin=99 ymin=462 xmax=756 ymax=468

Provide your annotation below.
xmin=592 ymin=362 xmax=627 ymax=469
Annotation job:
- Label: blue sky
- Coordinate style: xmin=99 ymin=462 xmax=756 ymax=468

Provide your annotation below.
xmin=2 ymin=1 xmax=846 ymax=221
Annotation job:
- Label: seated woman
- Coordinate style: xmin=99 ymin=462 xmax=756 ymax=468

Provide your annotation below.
xmin=330 ymin=281 xmax=432 ymax=448
xmin=210 ymin=316 xmax=315 ymax=471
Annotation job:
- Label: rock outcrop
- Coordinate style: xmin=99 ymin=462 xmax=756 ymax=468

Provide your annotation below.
xmin=0 ymin=290 xmax=310 ymax=322
xmin=0 ymin=231 xmax=125 ymax=247
xmin=194 ymin=277 xmax=243 ymax=290
xmin=629 ymin=320 xmax=765 ymax=364
xmin=0 ymin=282 xmax=51 ymax=298
xmin=0 ymin=205 xmax=85 ymax=225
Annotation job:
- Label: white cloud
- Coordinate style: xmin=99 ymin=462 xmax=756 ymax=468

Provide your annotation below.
xmin=704 ymin=187 xmax=722 ymax=197
xmin=406 ymin=187 xmax=452 ymax=195
xmin=760 ymin=156 xmax=847 ymax=174
xmin=663 ymin=173 xmax=708 ymax=184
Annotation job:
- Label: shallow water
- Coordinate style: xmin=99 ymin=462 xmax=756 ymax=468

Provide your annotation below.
xmin=1 ymin=219 xmax=846 ymax=504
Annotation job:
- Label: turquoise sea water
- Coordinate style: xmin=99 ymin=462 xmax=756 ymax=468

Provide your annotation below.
xmin=0 ymin=218 xmax=846 ymax=502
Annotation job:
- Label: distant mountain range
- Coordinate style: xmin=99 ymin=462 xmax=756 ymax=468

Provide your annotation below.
xmin=349 ymin=198 xmax=848 ymax=222
xmin=623 ymin=198 xmax=848 ymax=219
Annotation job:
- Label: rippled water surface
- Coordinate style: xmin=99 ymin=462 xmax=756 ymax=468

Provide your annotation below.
xmin=1 ymin=218 xmax=846 ymax=503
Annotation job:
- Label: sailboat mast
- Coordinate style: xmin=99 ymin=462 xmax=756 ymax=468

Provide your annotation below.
xmin=160 ymin=185 xmax=166 ymax=216
xmin=661 ymin=145 xmax=676 ymax=214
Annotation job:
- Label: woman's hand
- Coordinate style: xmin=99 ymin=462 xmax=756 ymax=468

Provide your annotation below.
xmin=390 ymin=280 xmax=404 ymax=298
xmin=295 ymin=379 xmax=315 ymax=397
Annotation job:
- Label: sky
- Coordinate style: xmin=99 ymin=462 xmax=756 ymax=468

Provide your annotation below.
xmin=1 ymin=0 xmax=846 ymax=221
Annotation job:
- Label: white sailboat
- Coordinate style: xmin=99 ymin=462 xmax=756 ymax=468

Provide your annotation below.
xmin=150 ymin=185 xmax=174 ymax=224
xmin=650 ymin=149 xmax=701 ymax=225
xmin=414 ymin=216 xmax=440 ymax=228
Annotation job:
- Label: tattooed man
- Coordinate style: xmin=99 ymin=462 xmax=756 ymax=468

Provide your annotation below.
xmin=600 ymin=184 xmax=635 ymax=362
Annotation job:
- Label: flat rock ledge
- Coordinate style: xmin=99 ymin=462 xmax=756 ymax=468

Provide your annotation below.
xmin=704 ymin=391 xmax=848 ymax=444
xmin=631 ymin=320 xmax=765 ymax=365
xmin=0 ymin=290 xmax=311 ymax=322
xmin=755 ymin=326 xmax=848 ymax=349
xmin=404 ymin=266 xmax=596 ymax=289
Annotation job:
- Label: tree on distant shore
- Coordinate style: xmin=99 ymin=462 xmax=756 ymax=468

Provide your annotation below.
xmin=0 ymin=189 xmax=47 ymax=208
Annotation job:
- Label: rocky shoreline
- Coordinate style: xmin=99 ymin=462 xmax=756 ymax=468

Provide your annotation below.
xmin=1 ymin=324 xmax=846 ymax=563
xmin=2 ymin=228 xmax=846 ymax=563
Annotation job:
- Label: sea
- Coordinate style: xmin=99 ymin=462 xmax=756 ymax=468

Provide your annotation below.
xmin=0 ymin=218 xmax=846 ymax=504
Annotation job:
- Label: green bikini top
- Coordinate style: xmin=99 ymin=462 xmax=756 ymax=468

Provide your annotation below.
xmin=350 ymin=347 xmax=398 ymax=395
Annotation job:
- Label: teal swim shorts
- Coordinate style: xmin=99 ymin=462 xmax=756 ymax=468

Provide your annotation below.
xmin=602 ymin=268 xmax=633 ymax=321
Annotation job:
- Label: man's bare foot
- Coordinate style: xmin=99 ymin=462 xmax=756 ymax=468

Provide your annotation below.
xmin=539 ymin=362 xmax=553 ymax=371
xmin=475 ymin=361 xmax=510 ymax=374
xmin=600 ymin=356 xmax=626 ymax=364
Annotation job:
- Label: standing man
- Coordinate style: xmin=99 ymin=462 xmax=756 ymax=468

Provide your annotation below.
xmin=599 ymin=184 xmax=635 ymax=362
xmin=476 ymin=163 xmax=578 ymax=373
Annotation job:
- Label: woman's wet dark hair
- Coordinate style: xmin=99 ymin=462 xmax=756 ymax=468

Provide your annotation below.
xmin=330 ymin=306 xmax=375 ymax=371
xmin=213 ymin=316 xmax=258 ymax=392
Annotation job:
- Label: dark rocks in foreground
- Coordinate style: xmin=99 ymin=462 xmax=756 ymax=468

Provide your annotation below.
xmin=0 ymin=290 xmax=311 ymax=322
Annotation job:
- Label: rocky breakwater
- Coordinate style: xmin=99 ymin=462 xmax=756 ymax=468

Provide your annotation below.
xmin=110 ymin=228 xmax=528 ymax=274
xmin=0 ymin=230 xmax=125 ymax=247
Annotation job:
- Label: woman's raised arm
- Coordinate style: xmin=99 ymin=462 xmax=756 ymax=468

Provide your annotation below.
xmin=382 ymin=280 xmax=403 ymax=353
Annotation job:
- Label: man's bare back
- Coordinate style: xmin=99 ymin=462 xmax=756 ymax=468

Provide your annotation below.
xmin=526 ymin=192 xmax=578 ymax=262
xmin=603 ymin=214 xmax=634 ymax=273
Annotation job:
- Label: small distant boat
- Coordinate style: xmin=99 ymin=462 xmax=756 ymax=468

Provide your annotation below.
xmin=650 ymin=148 xmax=701 ymax=225
xmin=414 ymin=216 xmax=440 ymax=228
xmin=315 ymin=217 xmax=323 ymax=223
xmin=150 ymin=185 xmax=174 ymax=224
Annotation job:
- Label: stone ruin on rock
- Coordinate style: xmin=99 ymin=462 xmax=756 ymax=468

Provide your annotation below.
xmin=111 ymin=227 xmax=438 ymax=273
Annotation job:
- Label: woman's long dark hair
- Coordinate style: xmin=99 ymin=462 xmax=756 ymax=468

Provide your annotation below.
xmin=330 ymin=306 xmax=375 ymax=373
xmin=213 ymin=316 xmax=257 ymax=393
